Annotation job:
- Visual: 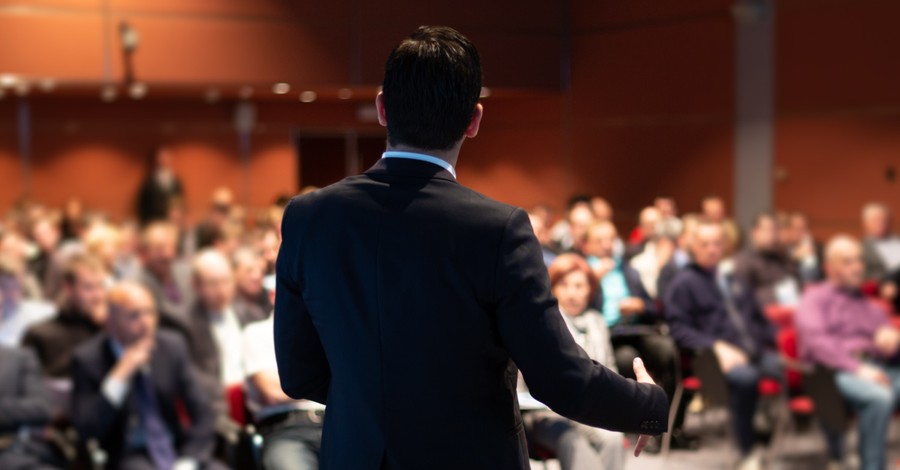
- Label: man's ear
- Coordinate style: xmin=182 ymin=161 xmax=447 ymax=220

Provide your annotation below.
xmin=465 ymin=103 xmax=484 ymax=139
xmin=375 ymin=92 xmax=388 ymax=127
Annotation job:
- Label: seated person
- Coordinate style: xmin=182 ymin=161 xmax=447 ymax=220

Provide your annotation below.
xmin=665 ymin=219 xmax=782 ymax=465
xmin=0 ymin=345 xmax=57 ymax=469
xmin=243 ymin=277 xmax=322 ymax=470
xmin=231 ymin=248 xmax=271 ymax=321
xmin=23 ymin=254 xmax=108 ymax=379
xmin=581 ymin=222 xmax=678 ymax=426
xmin=778 ymin=211 xmax=823 ymax=285
xmin=523 ymin=254 xmax=623 ymax=470
xmin=732 ymin=213 xmax=802 ymax=307
xmin=860 ymin=202 xmax=900 ymax=281
xmin=137 ymin=222 xmax=194 ymax=327
xmin=796 ymin=235 xmax=900 ymax=470
xmin=164 ymin=249 xmax=265 ymax=428
xmin=71 ymin=282 xmax=219 ymax=469
xmin=0 ymin=255 xmax=55 ymax=347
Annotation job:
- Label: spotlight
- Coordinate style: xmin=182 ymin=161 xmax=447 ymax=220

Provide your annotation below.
xmin=272 ymin=82 xmax=290 ymax=95
xmin=0 ymin=74 xmax=18 ymax=89
xmin=101 ymin=85 xmax=118 ymax=102
xmin=128 ymin=81 xmax=147 ymax=99
xmin=338 ymin=88 xmax=353 ymax=100
xmin=480 ymin=87 xmax=491 ymax=98
xmin=299 ymin=91 xmax=317 ymax=103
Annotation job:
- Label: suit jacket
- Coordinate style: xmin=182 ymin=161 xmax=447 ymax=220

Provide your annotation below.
xmin=138 ymin=261 xmax=194 ymax=328
xmin=70 ymin=331 xmax=215 ymax=468
xmin=274 ymin=158 xmax=668 ymax=469
xmin=0 ymin=346 xmax=52 ymax=435
xmin=136 ymin=174 xmax=183 ymax=226
xmin=162 ymin=299 xmax=265 ymax=409
xmin=22 ymin=307 xmax=102 ymax=378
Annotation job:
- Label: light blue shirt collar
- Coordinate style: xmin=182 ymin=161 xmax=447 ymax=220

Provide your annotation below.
xmin=381 ymin=151 xmax=456 ymax=179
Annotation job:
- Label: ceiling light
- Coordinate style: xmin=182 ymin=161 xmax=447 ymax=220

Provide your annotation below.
xmin=0 ymin=74 xmax=18 ymax=89
xmin=299 ymin=91 xmax=317 ymax=103
xmin=239 ymin=86 xmax=254 ymax=100
xmin=39 ymin=78 xmax=56 ymax=92
xmin=272 ymin=82 xmax=290 ymax=94
xmin=480 ymin=87 xmax=491 ymax=98
xmin=338 ymin=88 xmax=353 ymax=100
xmin=204 ymin=87 xmax=221 ymax=103
xmin=101 ymin=85 xmax=118 ymax=102
xmin=14 ymin=81 xmax=30 ymax=97
xmin=128 ymin=81 xmax=147 ymax=99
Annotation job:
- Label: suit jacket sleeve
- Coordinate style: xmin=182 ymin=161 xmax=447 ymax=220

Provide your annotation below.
xmin=493 ymin=209 xmax=668 ymax=435
xmin=0 ymin=348 xmax=52 ymax=429
xmin=274 ymin=199 xmax=331 ymax=404
xmin=71 ymin=350 xmax=121 ymax=442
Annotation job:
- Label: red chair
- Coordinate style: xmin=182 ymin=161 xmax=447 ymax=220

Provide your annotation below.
xmin=764 ymin=305 xmax=796 ymax=330
xmin=226 ymin=384 xmax=248 ymax=426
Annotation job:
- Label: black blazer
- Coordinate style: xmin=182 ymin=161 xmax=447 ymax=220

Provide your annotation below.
xmin=275 ymin=158 xmax=669 ymax=469
xmin=0 ymin=346 xmax=52 ymax=435
xmin=70 ymin=331 xmax=216 ymax=468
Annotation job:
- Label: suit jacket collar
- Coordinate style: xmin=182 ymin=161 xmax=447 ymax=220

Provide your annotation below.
xmin=364 ymin=157 xmax=457 ymax=183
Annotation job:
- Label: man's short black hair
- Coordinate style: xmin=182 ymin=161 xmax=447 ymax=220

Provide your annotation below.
xmin=382 ymin=26 xmax=482 ymax=151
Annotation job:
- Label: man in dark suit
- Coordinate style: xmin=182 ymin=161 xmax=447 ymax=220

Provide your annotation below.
xmin=23 ymin=254 xmax=107 ymax=379
xmin=0 ymin=346 xmax=57 ymax=469
xmin=71 ymin=281 xmax=218 ymax=469
xmin=136 ymin=146 xmax=184 ymax=227
xmin=162 ymin=249 xmax=265 ymax=425
xmin=274 ymin=26 xmax=668 ymax=469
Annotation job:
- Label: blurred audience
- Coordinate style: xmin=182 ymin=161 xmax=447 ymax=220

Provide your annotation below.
xmin=523 ymin=254 xmax=624 ymax=470
xmin=243 ymin=281 xmax=322 ymax=470
xmin=0 ymin=346 xmax=56 ymax=469
xmin=0 ymin=255 xmax=55 ymax=346
xmin=778 ymin=211 xmax=823 ymax=284
xmin=22 ymin=254 xmax=108 ymax=378
xmin=71 ymin=282 xmax=220 ymax=470
xmin=796 ymin=235 xmax=900 ymax=470
xmin=138 ymin=222 xmax=194 ymax=326
xmin=733 ymin=213 xmax=802 ymax=307
xmin=860 ymin=202 xmax=900 ymax=281
xmin=664 ymin=219 xmax=781 ymax=466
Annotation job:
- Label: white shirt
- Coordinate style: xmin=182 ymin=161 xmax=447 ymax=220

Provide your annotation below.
xmin=381 ymin=151 xmax=456 ymax=179
xmin=210 ymin=306 xmax=245 ymax=386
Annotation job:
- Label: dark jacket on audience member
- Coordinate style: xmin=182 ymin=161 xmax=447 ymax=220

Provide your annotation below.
xmin=275 ymin=158 xmax=668 ymax=470
xmin=162 ymin=299 xmax=265 ymax=406
xmin=0 ymin=346 xmax=52 ymax=435
xmin=732 ymin=248 xmax=801 ymax=307
xmin=22 ymin=307 xmax=102 ymax=378
xmin=70 ymin=330 xmax=216 ymax=469
xmin=664 ymin=263 xmax=776 ymax=355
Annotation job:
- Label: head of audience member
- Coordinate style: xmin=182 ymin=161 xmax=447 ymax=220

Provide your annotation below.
xmin=583 ymin=221 xmax=618 ymax=260
xmin=0 ymin=231 xmax=28 ymax=263
xmin=749 ymin=213 xmax=779 ymax=253
xmin=0 ymin=255 xmax=23 ymax=316
xmin=528 ymin=212 xmax=551 ymax=247
xmin=776 ymin=212 xmax=797 ymax=248
xmin=638 ymin=206 xmax=661 ymax=241
xmin=530 ymin=205 xmax=553 ymax=229
xmin=789 ymin=212 xmax=811 ymax=240
xmin=379 ymin=26 xmax=483 ymax=157
xmin=591 ymin=197 xmax=613 ymax=222
xmin=232 ymin=248 xmax=265 ymax=302
xmin=569 ymin=204 xmax=595 ymax=253
xmin=62 ymin=197 xmax=85 ymax=237
xmin=690 ymin=220 xmax=727 ymax=271
xmin=106 ymin=282 xmax=158 ymax=347
xmin=83 ymin=223 xmax=122 ymax=272
xmin=62 ymin=254 xmax=108 ymax=324
xmin=30 ymin=216 xmax=60 ymax=255
xmin=548 ymin=254 xmax=598 ymax=317
xmin=824 ymin=235 xmax=865 ymax=291
xmin=701 ymin=196 xmax=726 ymax=223
xmin=151 ymin=146 xmax=175 ymax=173
xmin=256 ymin=227 xmax=280 ymax=275
xmin=861 ymin=202 xmax=892 ymax=239
xmin=193 ymin=249 xmax=235 ymax=314
xmin=721 ymin=219 xmax=742 ymax=256
xmin=140 ymin=222 xmax=179 ymax=279
xmin=654 ymin=197 xmax=677 ymax=219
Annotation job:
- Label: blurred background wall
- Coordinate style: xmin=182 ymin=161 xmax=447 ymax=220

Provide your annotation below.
xmin=0 ymin=0 xmax=898 ymax=236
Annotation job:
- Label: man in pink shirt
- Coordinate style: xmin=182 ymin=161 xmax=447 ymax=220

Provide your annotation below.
xmin=796 ymin=235 xmax=900 ymax=470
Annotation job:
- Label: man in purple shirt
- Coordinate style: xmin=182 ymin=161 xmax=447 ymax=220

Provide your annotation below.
xmin=796 ymin=235 xmax=900 ymax=470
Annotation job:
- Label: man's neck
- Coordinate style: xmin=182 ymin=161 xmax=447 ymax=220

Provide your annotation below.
xmin=386 ymin=144 xmax=460 ymax=168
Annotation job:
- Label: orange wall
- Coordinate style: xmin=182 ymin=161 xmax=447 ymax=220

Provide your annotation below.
xmin=775 ymin=0 xmax=900 ymax=238
xmin=569 ymin=1 xmax=735 ymax=226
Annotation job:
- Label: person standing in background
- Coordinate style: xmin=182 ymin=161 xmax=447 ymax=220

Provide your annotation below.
xmin=136 ymin=146 xmax=184 ymax=227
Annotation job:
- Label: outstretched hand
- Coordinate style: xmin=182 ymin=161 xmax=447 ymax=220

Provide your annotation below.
xmin=632 ymin=357 xmax=657 ymax=457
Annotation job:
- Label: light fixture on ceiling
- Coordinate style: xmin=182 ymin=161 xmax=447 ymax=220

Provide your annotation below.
xmin=204 ymin=87 xmax=221 ymax=103
xmin=299 ymin=91 xmax=317 ymax=103
xmin=239 ymin=86 xmax=254 ymax=100
xmin=128 ymin=81 xmax=147 ymax=99
xmin=14 ymin=80 xmax=30 ymax=97
xmin=480 ymin=87 xmax=491 ymax=98
xmin=101 ymin=85 xmax=118 ymax=102
xmin=39 ymin=78 xmax=56 ymax=92
xmin=338 ymin=88 xmax=353 ymax=100
xmin=0 ymin=74 xmax=18 ymax=89
xmin=272 ymin=82 xmax=291 ymax=95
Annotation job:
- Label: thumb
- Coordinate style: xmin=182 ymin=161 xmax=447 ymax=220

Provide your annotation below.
xmin=633 ymin=357 xmax=654 ymax=384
